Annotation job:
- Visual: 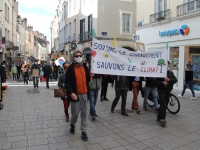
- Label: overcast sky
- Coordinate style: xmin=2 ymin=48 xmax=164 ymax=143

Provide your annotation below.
xmin=17 ymin=0 xmax=58 ymax=42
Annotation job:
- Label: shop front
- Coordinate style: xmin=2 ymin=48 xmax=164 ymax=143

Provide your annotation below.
xmin=136 ymin=15 xmax=200 ymax=90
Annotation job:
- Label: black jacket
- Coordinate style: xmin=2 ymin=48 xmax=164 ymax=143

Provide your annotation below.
xmin=185 ymin=70 xmax=193 ymax=84
xmin=0 ymin=66 xmax=6 ymax=79
xmin=65 ymin=63 xmax=90 ymax=101
xmin=112 ymin=76 xmax=129 ymax=90
xmin=154 ymin=70 xmax=177 ymax=92
xmin=42 ymin=65 xmax=52 ymax=76
xmin=145 ymin=77 xmax=156 ymax=87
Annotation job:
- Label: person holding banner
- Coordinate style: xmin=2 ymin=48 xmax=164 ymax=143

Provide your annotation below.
xmin=111 ymin=75 xmax=129 ymax=116
xmin=100 ymin=74 xmax=109 ymax=101
xmin=129 ymin=76 xmax=144 ymax=114
xmin=154 ymin=60 xmax=177 ymax=127
xmin=65 ymin=50 xmax=92 ymax=141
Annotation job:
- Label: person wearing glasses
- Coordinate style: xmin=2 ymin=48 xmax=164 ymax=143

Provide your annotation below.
xmin=65 ymin=50 xmax=93 ymax=141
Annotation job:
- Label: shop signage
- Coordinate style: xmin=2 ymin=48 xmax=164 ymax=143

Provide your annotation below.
xmin=159 ymin=25 xmax=189 ymax=37
xmin=132 ymin=34 xmax=139 ymax=40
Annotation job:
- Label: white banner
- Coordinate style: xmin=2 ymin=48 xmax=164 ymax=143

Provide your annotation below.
xmin=91 ymin=39 xmax=168 ymax=77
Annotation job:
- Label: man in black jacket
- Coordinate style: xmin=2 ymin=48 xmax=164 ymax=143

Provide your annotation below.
xmin=65 ymin=50 xmax=93 ymax=141
xmin=111 ymin=75 xmax=129 ymax=116
xmin=31 ymin=61 xmax=40 ymax=88
xmin=154 ymin=60 xmax=177 ymax=127
xmin=42 ymin=62 xmax=52 ymax=89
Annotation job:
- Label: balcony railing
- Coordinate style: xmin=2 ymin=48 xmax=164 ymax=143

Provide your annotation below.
xmin=79 ymin=33 xmax=85 ymax=43
xmin=79 ymin=30 xmax=93 ymax=43
xmin=5 ymin=40 xmax=14 ymax=49
xmin=149 ymin=9 xmax=171 ymax=23
xmin=177 ymin=0 xmax=200 ymax=16
xmin=70 ymin=34 xmax=77 ymax=42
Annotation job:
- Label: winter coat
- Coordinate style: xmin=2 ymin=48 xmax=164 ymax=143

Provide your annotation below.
xmin=112 ymin=75 xmax=129 ymax=90
xmin=89 ymin=74 xmax=102 ymax=90
xmin=65 ymin=63 xmax=90 ymax=102
xmin=11 ymin=66 xmax=18 ymax=74
xmin=42 ymin=65 xmax=52 ymax=77
xmin=154 ymin=70 xmax=177 ymax=92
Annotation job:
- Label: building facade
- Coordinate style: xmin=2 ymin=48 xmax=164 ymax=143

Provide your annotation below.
xmin=52 ymin=0 xmax=137 ymax=62
xmin=136 ymin=0 xmax=200 ymax=90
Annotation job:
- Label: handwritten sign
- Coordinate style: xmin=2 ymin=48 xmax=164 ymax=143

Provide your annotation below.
xmin=91 ymin=39 xmax=168 ymax=77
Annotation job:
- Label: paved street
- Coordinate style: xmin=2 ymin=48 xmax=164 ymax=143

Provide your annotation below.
xmin=0 ymin=79 xmax=200 ymax=150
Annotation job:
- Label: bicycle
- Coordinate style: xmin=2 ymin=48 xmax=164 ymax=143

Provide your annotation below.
xmin=146 ymin=92 xmax=180 ymax=114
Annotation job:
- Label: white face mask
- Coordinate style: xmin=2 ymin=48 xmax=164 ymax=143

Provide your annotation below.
xmin=74 ymin=57 xmax=83 ymax=63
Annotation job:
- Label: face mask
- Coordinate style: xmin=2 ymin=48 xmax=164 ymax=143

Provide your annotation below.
xmin=2 ymin=65 xmax=5 ymax=67
xmin=74 ymin=57 xmax=83 ymax=63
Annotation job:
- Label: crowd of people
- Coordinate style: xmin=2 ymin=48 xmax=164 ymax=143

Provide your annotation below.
xmin=0 ymin=51 xmax=196 ymax=142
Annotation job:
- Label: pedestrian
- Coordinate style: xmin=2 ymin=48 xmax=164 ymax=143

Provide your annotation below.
xmin=23 ymin=65 xmax=28 ymax=84
xmin=178 ymin=63 xmax=196 ymax=99
xmin=154 ymin=60 xmax=177 ymax=127
xmin=143 ymin=77 xmax=159 ymax=112
xmin=42 ymin=62 xmax=52 ymax=89
xmin=111 ymin=75 xmax=129 ymax=116
xmin=89 ymin=74 xmax=101 ymax=117
xmin=11 ymin=64 xmax=18 ymax=80
xmin=0 ymin=62 xmax=6 ymax=83
xmin=129 ymin=76 xmax=144 ymax=114
xmin=53 ymin=63 xmax=59 ymax=80
xmin=100 ymin=74 xmax=109 ymax=101
xmin=16 ymin=63 xmax=21 ymax=79
xmin=65 ymin=50 xmax=92 ymax=141
xmin=58 ymin=63 xmax=70 ymax=122
xmin=31 ymin=61 xmax=40 ymax=88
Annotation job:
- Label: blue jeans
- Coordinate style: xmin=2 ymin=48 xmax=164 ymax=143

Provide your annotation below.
xmin=143 ymin=87 xmax=158 ymax=109
xmin=90 ymin=90 xmax=99 ymax=115
xmin=181 ymin=81 xmax=195 ymax=97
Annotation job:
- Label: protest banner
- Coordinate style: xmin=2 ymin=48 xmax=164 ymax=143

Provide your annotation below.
xmin=55 ymin=56 xmax=66 ymax=66
xmin=91 ymin=39 xmax=168 ymax=78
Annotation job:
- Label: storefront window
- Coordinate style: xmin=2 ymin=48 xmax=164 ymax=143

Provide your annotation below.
xmin=170 ymin=47 xmax=179 ymax=87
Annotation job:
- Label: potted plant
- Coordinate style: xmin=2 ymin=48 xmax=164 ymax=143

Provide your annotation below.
xmin=156 ymin=16 xmax=165 ymax=21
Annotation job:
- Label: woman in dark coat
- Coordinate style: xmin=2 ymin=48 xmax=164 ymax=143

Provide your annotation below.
xmin=58 ymin=63 xmax=70 ymax=122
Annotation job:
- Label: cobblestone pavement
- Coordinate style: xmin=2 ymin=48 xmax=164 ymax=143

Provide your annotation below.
xmin=0 ymin=79 xmax=200 ymax=150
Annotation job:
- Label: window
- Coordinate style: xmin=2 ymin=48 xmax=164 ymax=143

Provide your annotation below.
xmin=69 ymin=22 xmax=71 ymax=37
xmin=66 ymin=2 xmax=68 ymax=18
xmin=74 ymin=0 xmax=76 ymax=9
xmin=7 ymin=7 xmax=9 ymax=22
xmin=80 ymin=19 xmax=85 ymax=34
xmin=5 ymin=4 xmax=7 ymax=20
xmin=73 ymin=19 xmax=76 ymax=35
xmin=122 ymin=13 xmax=132 ymax=33
xmin=158 ymin=0 xmax=167 ymax=12
xmin=88 ymin=15 xmax=92 ymax=31
xmin=69 ymin=0 xmax=72 ymax=14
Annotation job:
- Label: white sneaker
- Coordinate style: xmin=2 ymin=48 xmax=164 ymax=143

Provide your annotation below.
xmin=192 ymin=97 xmax=196 ymax=100
xmin=178 ymin=94 xmax=183 ymax=98
xmin=190 ymin=97 xmax=193 ymax=100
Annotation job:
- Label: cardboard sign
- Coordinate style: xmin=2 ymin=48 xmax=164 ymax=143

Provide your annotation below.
xmin=32 ymin=69 xmax=39 ymax=77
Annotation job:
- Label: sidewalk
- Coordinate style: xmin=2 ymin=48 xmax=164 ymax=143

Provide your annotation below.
xmin=0 ymin=80 xmax=200 ymax=150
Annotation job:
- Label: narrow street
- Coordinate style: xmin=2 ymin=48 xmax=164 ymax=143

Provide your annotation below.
xmin=0 ymin=80 xmax=200 ymax=150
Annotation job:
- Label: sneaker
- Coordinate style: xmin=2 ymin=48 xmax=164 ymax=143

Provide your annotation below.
xmin=92 ymin=114 xmax=97 ymax=117
xmin=103 ymin=97 xmax=109 ymax=101
xmin=70 ymin=124 xmax=75 ymax=134
xmin=81 ymin=132 xmax=88 ymax=141
xmin=178 ymin=94 xmax=183 ymax=98
xmin=160 ymin=122 xmax=166 ymax=127
xmin=192 ymin=97 xmax=196 ymax=100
